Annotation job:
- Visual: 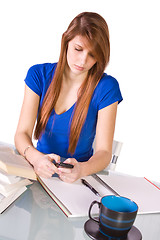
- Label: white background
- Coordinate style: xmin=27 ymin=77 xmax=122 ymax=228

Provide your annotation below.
xmin=0 ymin=0 xmax=160 ymax=182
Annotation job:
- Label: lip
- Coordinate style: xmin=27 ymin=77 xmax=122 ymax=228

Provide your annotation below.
xmin=74 ymin=64 xmax=84 ymax=71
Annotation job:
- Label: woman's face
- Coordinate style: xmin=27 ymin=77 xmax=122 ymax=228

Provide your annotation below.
xmin=66 ymin=35 xmax=97 ymax=77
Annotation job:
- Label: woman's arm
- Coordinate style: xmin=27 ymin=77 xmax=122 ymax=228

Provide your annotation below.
xmin=14 ymin=85 xmax=60 ymax=178
xmin=82 ymin=101 xmax=118 ymax=174
xmin=58 ymin=101 xmax=118 ymax=182
xmin=15 ymin=85 xmax=40 ymax=157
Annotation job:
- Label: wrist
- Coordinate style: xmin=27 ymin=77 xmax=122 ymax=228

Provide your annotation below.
xmin=24 ymin=145 xmax=44 ymax=165
xmin=24 ymin=145 xmax=33 ymax=159
xmin=79 ymin=161 xmax=90 ymax=178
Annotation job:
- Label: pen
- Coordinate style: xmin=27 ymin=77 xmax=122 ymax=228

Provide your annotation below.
xmin=81 ymin=179 xmax=101 ymax=197
xmin=93 ymin=174 xmax=120 ymax=196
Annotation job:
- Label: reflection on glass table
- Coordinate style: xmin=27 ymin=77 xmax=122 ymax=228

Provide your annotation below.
xmin=0 ymin=181 xmax=160 ymax=240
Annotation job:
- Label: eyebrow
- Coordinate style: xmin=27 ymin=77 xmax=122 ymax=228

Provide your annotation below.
xmin=75 ymin=44 xmax=83 ymax=48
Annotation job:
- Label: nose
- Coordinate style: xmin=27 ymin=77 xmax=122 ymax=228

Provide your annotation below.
xmin=80 ymin=52 xmax=88 ymax=66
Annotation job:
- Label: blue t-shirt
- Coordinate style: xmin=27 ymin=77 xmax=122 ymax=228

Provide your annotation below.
xmin=25 ymin=63 xmax=123 ymax=162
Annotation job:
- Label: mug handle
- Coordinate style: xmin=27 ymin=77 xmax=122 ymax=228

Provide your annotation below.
xmin=89 ymin=200 xmax=100 ymax=223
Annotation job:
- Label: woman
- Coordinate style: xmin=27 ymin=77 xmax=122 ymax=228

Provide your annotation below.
xmin=14 ymin=12 xmax=123 ymax=183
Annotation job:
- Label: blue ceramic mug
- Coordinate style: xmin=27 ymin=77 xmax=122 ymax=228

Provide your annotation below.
xmin=89 ymin=195 xmax=138 ymax=239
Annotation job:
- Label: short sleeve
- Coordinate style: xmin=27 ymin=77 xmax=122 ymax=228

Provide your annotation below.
xmin=24 ymin=64 xmax=43 ymax=96
xmin=96 ymin=74 xmax=123 ymax=110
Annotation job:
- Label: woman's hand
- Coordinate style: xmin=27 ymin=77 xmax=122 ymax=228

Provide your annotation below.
xmin=58 ymin=158 xmax=82 ymax=183
xmin=32 ymin=153 xmax=61 ymax=178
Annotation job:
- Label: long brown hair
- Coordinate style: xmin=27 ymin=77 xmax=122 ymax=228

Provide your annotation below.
xmin=34 ymin=12 xmax=110 ymax=154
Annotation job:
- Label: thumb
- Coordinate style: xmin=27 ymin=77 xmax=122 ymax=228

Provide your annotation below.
xmin=65 ymin=158 xmax=77 ymax=165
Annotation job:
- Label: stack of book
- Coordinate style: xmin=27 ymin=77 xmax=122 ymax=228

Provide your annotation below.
xmin=0 ymin=145 xmax=37 ymax=213
xmin=0 ymin=170 xmax=32 ymax=213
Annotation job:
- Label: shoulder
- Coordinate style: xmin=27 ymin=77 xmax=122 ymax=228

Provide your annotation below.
xmin=93 ymin=73 xmax=123 ymax=110
xmin=25 ymin=63 xmax=57 ymax=96
xmin=97 ymin=73 xmax=120 ymax=90
xmin=27 ymin=63 xmax=57 ymax=78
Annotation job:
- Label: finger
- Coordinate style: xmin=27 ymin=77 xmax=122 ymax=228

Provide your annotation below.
xmin=58 ymin=167 xmax=72 ymax=174
xmin=36 ymin=169 xmax=53 ymax=178
xmin=46 ymin=161 xmax=60 ymax=174
xmin=40 ymin=166 xmax=54 ymax=176
xmin=59 ymin=174 xmax=67 ymax=182
xmin=48 ymin=154 xmax=60 ymax=163
xmin=59 ymin=174 xmax=75 ymax=183
xmin=64 ymin=158 xmax=77 ymax=165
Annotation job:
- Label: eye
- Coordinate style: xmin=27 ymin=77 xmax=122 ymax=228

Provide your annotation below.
xmin=89 ymin=52 xmax=95 ymax=58
xmin=75 ymin=48 xmax=82 ymax=51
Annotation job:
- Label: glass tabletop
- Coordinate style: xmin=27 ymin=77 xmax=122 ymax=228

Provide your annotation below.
xmin=0 ymin=182 xmax=89 ymax=240
xmin=0 ymin=181 xmax=160 ymax=240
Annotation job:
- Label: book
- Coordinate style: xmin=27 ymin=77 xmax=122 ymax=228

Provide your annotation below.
xmin=96 ymin=171 xmax=160 ymax=214
xmin=0 ymin=169 xmax=21 ymax=184
xmin=0 ymin=146 xmax=37 ymax=180
xmin=38 ymin=170 xmax=160 ymax=218
xmin=0 ymin=169 xmax=33 ymax=213
xmin=0 ymin=178 xmax=32 ymax=197
xmin=38 ymin=175 xmax=110 ymax=218
xmin=0 ymin=186 xmax=27 ymax=214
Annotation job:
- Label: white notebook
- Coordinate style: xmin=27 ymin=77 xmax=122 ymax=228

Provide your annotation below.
xmin=38 ymin=171 xmax=160 ymax=218
xmin=38 ymin=175 xmax=113 ymax=218
xmin=96 ymin=171 xmax=160 ymax=214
